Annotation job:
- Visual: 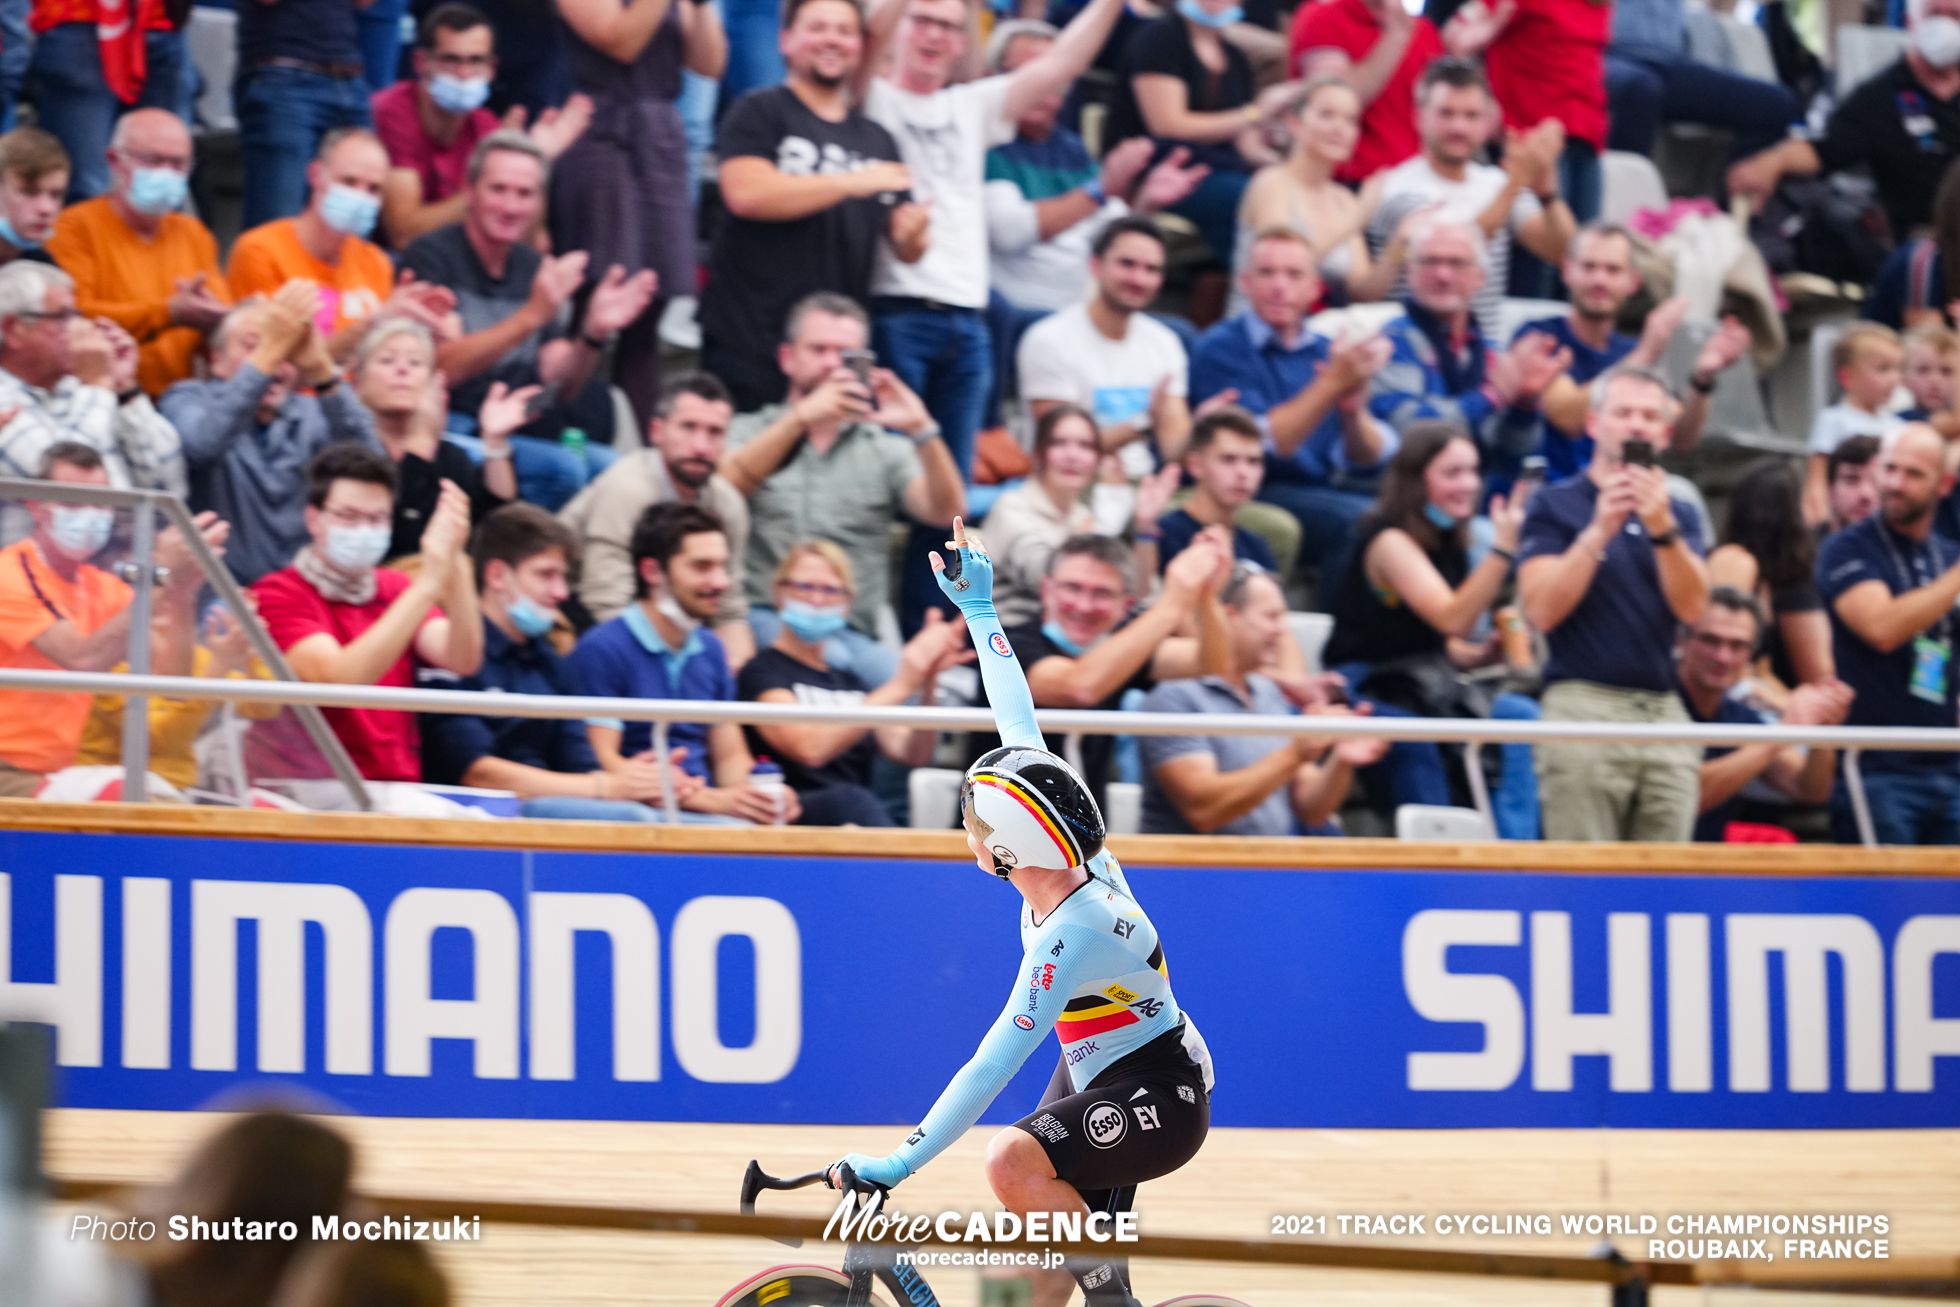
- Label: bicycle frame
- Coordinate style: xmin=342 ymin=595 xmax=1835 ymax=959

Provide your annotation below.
xmin=742 ymin=1160 xmax=945 ymax=1307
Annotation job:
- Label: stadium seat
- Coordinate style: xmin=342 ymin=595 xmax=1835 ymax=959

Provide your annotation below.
xmin=1103 ymin=781 xmax=1142 ymax=836
xmin=1287 ymin=611 xmax=1332 ymax=675
xmin=1664 ymin=318 xmax=1801 ymax=453
xmin=1395 ymin=803 xmax=1495 ymax=841
xmin=1601 ymin=150 xmax=1669 ymax=227
xmin=1836 ymin=25 xmax=1911 ymax=98
xmin=609 ymin=386 xmax=640 ymax=450
xmin=908 ymin=766 xmax=963 ymax=830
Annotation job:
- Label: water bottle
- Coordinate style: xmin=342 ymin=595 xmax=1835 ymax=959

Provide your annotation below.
xmin=561 ymin=427 xmax=587 ymax=462
xmin=750 ymin=757 xmax=787 ymax=826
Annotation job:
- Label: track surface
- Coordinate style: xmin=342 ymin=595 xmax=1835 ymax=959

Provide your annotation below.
xmin=43 ymin=1111 xmax=1957 ymax=1305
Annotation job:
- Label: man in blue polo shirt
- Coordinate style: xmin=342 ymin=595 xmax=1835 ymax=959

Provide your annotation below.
xmin=421 ymin=503 xmax=713 ymax=822
xmin=1516 ymin=223 xmax=1751 ymax=479
xmin=568 ymin=501 xmax=800 ymax=825
xmin=1817 ymin=423 xmax=1960 ymax=845
xmin=1188 ymin=226 xmax=1396 ymax=603
xmin=1517 ymin=363 xmax=1711 ymax=842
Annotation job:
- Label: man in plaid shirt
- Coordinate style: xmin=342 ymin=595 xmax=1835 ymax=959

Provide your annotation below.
xmin=0 ymin=260 xmax=184 ymax=511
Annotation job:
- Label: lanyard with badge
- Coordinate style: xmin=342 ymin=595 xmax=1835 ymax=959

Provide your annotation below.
xmin=1880 ymin=525 xmax=1954 ymax=704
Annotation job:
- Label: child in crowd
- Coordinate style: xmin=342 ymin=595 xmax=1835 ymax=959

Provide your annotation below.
xmin=1805 ymin=323 xmax=1904 ymax=526
xmin=1900 ymin=325 xmax=1960 ymax=436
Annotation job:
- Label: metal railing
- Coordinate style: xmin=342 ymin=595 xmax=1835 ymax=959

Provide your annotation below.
xmin=1 ymin=665 xmax=1955 ymax=846
xmin=0 ymin=478 xmax=371 ymax=811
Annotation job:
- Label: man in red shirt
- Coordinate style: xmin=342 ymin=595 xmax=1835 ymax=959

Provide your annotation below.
xmin=1288 ymin=0 xmax=1501 ymax=183
xmin=372 ymin=3 xmax=591 ymax=249
xmin=252 ymin=443 xmax=483 ymax=781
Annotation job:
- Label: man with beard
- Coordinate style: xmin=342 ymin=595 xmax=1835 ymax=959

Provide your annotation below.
xmin=1018 ymin=217 xmax=1192 ymax=475
xmin=1817 ymin=424 xmax=1960 ymax=844
xmin=1517 ymin=223 xmax=1751 ymax=480
xmin=558 ymin=373 xmax=753 ymax=665
xmin=701 ymin=0 xmax=929 ymax=411
xmin=568 ymin=501 xmax=798 ymax=824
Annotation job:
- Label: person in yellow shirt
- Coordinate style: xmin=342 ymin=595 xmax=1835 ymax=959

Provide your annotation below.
xmin=77 ymin=603 xmax=281 ymax=789
xmin=227 ymin=128 xmax=457 ymax=362
xmin=47 ymin=110 xmax=231 ymax=398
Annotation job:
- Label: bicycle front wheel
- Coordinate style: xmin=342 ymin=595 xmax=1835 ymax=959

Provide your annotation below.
xmin=712 ymin=1264 xmax=898 ymax=1307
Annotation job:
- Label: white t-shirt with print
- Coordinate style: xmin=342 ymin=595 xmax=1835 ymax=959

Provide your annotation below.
xmin=1807 ymin=402 xmax=1904 ymax=455
xmin=865 ymin=75 xmax=1016 ymax=309
xmin=1017 ymin=301 xmax=1189 ymax=476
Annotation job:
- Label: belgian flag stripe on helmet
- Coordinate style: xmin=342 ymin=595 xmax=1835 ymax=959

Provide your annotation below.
xmin=972 ymin=771 xmax=1084 ymax=868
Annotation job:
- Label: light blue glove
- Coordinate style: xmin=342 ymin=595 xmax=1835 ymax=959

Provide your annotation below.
xmin=832 ymin=1151 xmax=912 ymax=1190
xmin=932 ymin=524 xmax=997 ymax=621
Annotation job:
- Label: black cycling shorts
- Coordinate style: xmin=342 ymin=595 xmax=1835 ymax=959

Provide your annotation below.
xmin=1011 ymin=1025 xmax=1209 ymax=1195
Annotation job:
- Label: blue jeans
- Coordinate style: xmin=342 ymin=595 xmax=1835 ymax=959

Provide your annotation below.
xmin=1830 ymin=769 xmax=1960 ymax=846
xmin=444 ymin=433 xmax=619 ymax=513
xmin=522 ymin=795 xmax=749 ymax=824
xmin=1491 ymin=691 xmax=1542 ymax=841
xmin=29 ymin=24 xmax=187 ymax=201
xmin=355 ymin=0 xmax=409 ymax=92
xmin=237 ymin=64 xmax=373 ymax=229
xmin=1167 ymin=167 xmax=1251 ymax=268
xmin=748 ymin=606 xmax=901 ymax=689
xmin=1330 ymin=660 xmax=1455 ymax=816
xmin=0 ymin=0 xmax=32 ymax=133
xmin=676 ymin=3 xmax=720 ymax=206
xmin=1605 ymin=49 xmax=1798 ymax=162
xmin=1255 ymin=476 xmax=1374 ymax=608
xmin=718 ymin=0 xmax=785 ymax=105
xmin=872 ymin=299 xmax=990 ymax=636
xmin=984 ymin=290 xmax=1049 ymax=431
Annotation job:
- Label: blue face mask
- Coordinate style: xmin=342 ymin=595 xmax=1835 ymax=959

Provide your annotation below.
xmin=428 ymin=73 xmax=491 ymax=114
xmin=506 ymin=592 xmax=558 ymax=638
xmin=1423 ymin=502 xmax=1461 ymax=531
xmin=780 ymin=599 xmax=849 ymax=643
xmin=127 ymin=166 xmax=188 ymax=215
xmin=1177 ymin=0 xmax=1244 ymax=28
xmin=319 ymin=183 xmax=381 ymax=238
xmin=1041 ymin=621 xmax=1088 ymax=657
xmin=0 ymin=213 xmax=39 ymax=251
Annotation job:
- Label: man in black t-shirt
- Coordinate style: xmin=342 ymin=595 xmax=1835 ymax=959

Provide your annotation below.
xmin=1729 ymin=6 xmax=1960 ymax=238
xmin=401 ymin=129 xmax=655 ymax=508
xmin=702 ymin=0 xmax=930 ymax=412
xmin=977 ymin=531 xmax=1230 ymax=804
xmin=1154 ymin=408 xmax=1284 ymax=576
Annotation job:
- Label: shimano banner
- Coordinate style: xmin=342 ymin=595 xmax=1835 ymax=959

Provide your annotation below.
xmin=2 ymin=831 xmax=1957 ymax=1128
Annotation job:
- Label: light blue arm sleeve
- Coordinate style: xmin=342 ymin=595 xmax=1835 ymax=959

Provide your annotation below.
xmin=934 ymin=534 xmax=1045 ymax=752
xmin=883 ymin=923 xmax=1132 ymax=1179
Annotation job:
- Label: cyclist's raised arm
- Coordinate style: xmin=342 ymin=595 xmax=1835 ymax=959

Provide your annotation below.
xmin=932 ymin=517 xmax=1045 ymax=752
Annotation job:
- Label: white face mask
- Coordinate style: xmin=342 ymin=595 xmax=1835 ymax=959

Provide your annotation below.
xmin=46 ymin=505 xmax=113 ymax=560
xmin=1917 ymin=14 xmax=1960 ymax=67
xmin=323 ymin=523 xmax=391 ymax=573
xmin=654 ymin=590 xmax=701 ymax=633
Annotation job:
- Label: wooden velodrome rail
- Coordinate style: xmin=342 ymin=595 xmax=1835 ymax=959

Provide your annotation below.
xmin=48 ymin=1179 xmax=1960 ymax=1291
xmin=1 ymin=799 xmax=1957 ymax=876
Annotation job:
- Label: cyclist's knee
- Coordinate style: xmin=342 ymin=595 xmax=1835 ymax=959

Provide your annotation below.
xmin=984 ymin=1127 xmax=1050 ymax=1198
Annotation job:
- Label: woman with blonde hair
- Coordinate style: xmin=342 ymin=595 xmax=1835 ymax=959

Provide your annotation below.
xmin=350 ymin=318 xmax=524 ymax=559
xmin=1233 ymin=76 xmax=1416 ymax=308
xmin=737 ymin=540 xmax=975 ymax=826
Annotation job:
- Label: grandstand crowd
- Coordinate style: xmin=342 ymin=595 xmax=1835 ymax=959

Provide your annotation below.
xmin=0 ymin=0 xmax=1952 ymax=844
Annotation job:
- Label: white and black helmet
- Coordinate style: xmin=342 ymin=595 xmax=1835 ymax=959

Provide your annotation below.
xmin=959 ymin=746 xmax=1106 ymax=877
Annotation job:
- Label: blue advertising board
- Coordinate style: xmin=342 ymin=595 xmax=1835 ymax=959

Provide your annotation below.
xmin=1 ymin=831 xmax=1957 ymax=1128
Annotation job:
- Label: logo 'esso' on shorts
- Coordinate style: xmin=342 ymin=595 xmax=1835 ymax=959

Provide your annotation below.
xmin=1014 ymin=1014 xmax=1036 ymax=1031
xmin=990 ymin=633 xmax=1013 ymax=657
xmin=1085 ymin=1101 xmax=1126 ymax=1148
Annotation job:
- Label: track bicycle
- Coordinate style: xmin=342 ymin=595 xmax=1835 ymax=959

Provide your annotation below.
xmin=717 ymin=1160 xmax=1248 ymax=1307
